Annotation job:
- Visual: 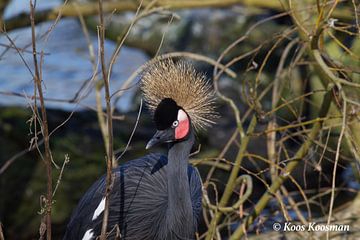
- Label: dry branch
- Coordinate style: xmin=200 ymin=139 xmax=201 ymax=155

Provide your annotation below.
xmin=205 ymin=116 xmax=257 ymax=240
xmin=229 ymin=90 xmax=333 ymax=239
xmin=288 ymin=1 xmax=360 ymax=159
xmin=0 ymin=222 xmax=4 ymax=240
xmin=97 ymin=0 xmax=114 ymax=239
xmin=29 ymin=1 xmax=53 ymax=239
xmin=2 ymin=0 xmax=354 ymax=32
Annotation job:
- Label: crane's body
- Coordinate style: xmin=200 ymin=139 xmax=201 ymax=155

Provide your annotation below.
xmin=64 ymin=154 xmax=202 ymax=240
xmin=64 ymin=60 xmax=216 ymax=240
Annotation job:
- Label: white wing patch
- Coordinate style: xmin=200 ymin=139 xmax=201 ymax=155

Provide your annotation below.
xmin=82 ymin=229 xmax=94 ymax=240
xmin=92 ymin=197 xmax=105 ymax=220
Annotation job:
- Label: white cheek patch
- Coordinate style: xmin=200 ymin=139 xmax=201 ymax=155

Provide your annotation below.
xmin=175 ymin=109 xmax=190 ymax=139
xmin=177 ymin=109 xmax=187 ymax=121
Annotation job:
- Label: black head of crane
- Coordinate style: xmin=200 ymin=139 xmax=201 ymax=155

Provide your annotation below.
xmin=63 ymin=59 xmax=217 ymax=240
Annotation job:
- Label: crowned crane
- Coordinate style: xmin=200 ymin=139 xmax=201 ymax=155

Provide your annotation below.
xmin=63 ymin=59 xmax=216 ymax=240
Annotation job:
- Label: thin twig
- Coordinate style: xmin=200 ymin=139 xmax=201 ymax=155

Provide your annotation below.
xmin=115 ymin=99 xmax=143 ymax=161
xmin=52 ymin=154 xmax=70 ymax=198
xmin=0 ymin=222 xmax=5 ymax=240
xmin=30 ymin=1 xmax=53 ymax=239
xmin=98 ymin=0 xmax=114 ymax=238
xmin=326 ymin=100 xmax=347 ymax=240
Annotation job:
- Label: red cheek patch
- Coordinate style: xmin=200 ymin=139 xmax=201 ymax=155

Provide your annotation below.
xmin=175 ymin=109 xmax=189 ymax=140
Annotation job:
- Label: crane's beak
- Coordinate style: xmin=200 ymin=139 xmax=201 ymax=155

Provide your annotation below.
xmin=146 ymin=129 xmax=174 ymax=150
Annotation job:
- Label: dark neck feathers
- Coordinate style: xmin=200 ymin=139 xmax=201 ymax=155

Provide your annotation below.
xmin=166 ymin=129 xmax=195 ymax=238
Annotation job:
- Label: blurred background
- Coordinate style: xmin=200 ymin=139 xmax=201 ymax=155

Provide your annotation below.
xmin=0 ymin=0 xmax=359 ymax=239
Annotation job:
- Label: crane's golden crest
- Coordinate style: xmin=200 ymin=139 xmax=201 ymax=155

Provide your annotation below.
xmin=141 ymin=59 xmax=217 ymax=131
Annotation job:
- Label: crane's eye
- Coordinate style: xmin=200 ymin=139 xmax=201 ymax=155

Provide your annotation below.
xmin=172 ymin=120 xmax=179 ymax=128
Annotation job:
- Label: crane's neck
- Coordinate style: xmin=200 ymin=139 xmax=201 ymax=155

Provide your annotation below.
xmin=166 ymin=129 xmax=195 ymax=237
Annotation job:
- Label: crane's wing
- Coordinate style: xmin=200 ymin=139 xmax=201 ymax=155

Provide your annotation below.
xmin=63 ymin=153 xmax=168 ymax=240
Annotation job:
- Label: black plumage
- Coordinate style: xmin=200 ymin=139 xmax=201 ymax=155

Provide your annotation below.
xmin=64 ymin=153 xmax=202 ymax=240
